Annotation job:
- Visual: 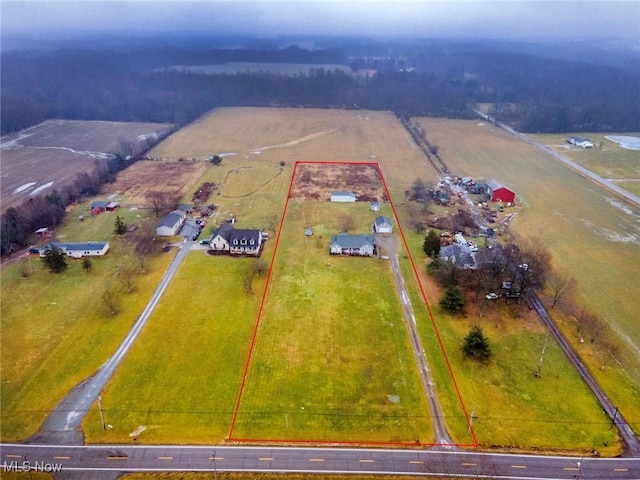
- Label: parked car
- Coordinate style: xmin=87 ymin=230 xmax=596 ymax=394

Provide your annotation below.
xmin=485 ymin=292 xmax=499 ymax=300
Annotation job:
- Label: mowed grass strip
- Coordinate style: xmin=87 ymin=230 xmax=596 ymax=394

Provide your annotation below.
xmin=232 ymin=200 xmax=433 ymax=443
xmin=0 ymin=207 xmax=172 ymax=441
xmin=416 ymin=118 xmax=640 ymax=437
xmin=83 ymin=254 xmax=262 ymax=444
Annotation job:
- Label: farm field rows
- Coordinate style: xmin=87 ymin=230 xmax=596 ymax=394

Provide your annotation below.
xmin=530 ymin=132 xmax=640 ymax=197
xmin=417 ymin=118 xmax=640 ymax=438
xmin=0 ymin=119 xmax=174 ymax=211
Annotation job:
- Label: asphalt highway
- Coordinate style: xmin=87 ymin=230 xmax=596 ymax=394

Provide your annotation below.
xmin=2 ymin=443 xmax=639 ymax=479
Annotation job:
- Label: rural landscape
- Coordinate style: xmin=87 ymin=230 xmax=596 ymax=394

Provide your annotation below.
xmin=1 ymin=2 xmax=640 ymax=479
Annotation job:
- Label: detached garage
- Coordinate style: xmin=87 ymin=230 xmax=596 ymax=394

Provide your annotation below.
xmin=156 ymin=210 xmax=186 ymax=236
xmin=485 ymin=179 xmax=515 ymax=204
xmin=330 ymin=191 xmax=357 ymax=203
xmin=373 ymin=215 xmax=393 ymax=233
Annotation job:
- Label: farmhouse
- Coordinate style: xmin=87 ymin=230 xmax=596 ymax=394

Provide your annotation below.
xmin=40 ymin=241 xmax=109 ymax=259
xmin=568 ymin=136 xmax=594 ymax=149
xmin=373 ymin=215 xmax=393 ymax=233
xmin=439 ymin=244 xmax=476 ymax=269
xmin=156 ymin=209 xmax=187 ymax=236
xmin=485 ymin=179 xmax=516 ymax=204
xmin=329 ymin=234 xmax=376 ymax=256
xmin=331 ymin=191 xmax=357 ymax=203
xmin=208 ymin=222 xmax=264 ymax=256
xmin=91 ymin=201 xmax=119 ymax=214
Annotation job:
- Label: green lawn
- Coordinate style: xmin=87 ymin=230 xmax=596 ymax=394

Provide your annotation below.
xmin=399 ymin=229 xmax=620 ymax=454
xmin=1 ymin=207 xmax=173 ymax=441
xmin=83 ymin=253 xmax=263 ymax=443
xmin=231 ymin=200 xmax=434 ymax=443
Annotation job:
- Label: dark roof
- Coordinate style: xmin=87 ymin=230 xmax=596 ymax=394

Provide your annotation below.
xmin=49 ymin=241 xmax=108 ymax=251
xmin=212 ymin=222 xmax=234 ymax=240
xmin=157 ymin=211 xmax=184 ymax=228
xmin=91 ymin=201 xmax=109 ymax=208
xmin=330 ymin=233 xmax=375 ymax=249
xmin=374 ymin=215 xmax=392 ymax=227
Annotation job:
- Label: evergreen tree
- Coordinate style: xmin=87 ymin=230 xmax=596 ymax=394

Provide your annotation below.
xmin=82 ymin=257 xmax=93 ymax=273
xmin=462 ymin=325 xmax=492 ymax=362
xmin=439 ymin=284 xmax=465 ymax=314
xmin=210 ymin=155 xmax=222 ymax=165
xmin=114 ymin=215 xmax=127 ymax=235
xmin=423 ymin=230 xmax=441 ymax=258
xmin=42 ymin=245 xmax=67 ymax=273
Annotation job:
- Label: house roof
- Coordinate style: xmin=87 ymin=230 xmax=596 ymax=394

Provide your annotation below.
xmin=485 ymin=179 xmax=505 ymax=191
xmin=211 ymin=222 xmax=234 ymax=240
xmin=330 ymin=233 xmax=375 ymax=249
xmin=439 ymin=244 xmax=475 ymax=267
xmin=177 ymin=204 xmax=193 ymax=212
xmin=331 ymin=190 xmax=357 ymax=198
xmin=106 ymin=201 xmax=119 ymax=208
xmin=157 ymin=210 xmax=185 ymax=229
xmin=374 ymin=215 xmax=392 ymax=227
xmin=49 ymin=241 xmax=109 ymax=251
xmin=91 ymin=201 xmax=109 ymax=208
xmin=212 ymin=223 xmax=261 ymax=245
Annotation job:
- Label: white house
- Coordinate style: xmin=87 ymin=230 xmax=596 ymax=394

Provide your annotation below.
xmin=208 ymin=222 xmax=264 ymax=256
xmin=373 ymin=215 xmax=393 ymax=233
xmin=330 ymin=191 xmax=357 ymax=203
xmin=40 ymin=241 xmax=110 ymax=259
xmin=156 ymin=210 xmax=187 ymax=236
xmin=568 ymin=136 xmax=594 ymax=149
xmin=329 ymin=234 xmax=376 ymax=256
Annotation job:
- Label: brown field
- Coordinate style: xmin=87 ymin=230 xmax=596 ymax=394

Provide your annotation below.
xmin=0 ymin=119 xmax=173 ymax=211
xmin=290 ymin=163 xmax=388 ymax=201
xmin=108 ymin=159 xmax=210 ymax=205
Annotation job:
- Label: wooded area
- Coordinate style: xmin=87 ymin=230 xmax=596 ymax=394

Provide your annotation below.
xmin=2 ymin=41 xmax=639 ymax=135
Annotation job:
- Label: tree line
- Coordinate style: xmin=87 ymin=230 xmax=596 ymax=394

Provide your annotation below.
xmin=6 ymin=40 xmax=638 ymax=137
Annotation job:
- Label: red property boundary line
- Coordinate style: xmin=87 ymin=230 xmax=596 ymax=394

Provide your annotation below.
xmin=228 ymin=160 xmax=477 ymax=447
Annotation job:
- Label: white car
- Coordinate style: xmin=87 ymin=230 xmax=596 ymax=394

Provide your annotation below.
xmin=485 ymin=292 xmax=499 ymax=300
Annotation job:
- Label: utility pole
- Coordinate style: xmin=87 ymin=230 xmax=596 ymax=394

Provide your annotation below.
xmin=98 ymin=395 xmax=106 ymax=430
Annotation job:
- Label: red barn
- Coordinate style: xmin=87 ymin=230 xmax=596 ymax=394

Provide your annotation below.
xmin=485 ymin=179 xmax=515 ymax=204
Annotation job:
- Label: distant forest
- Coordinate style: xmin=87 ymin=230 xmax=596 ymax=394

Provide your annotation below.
xmin=2 ymin=40 xmax=639 ymax=135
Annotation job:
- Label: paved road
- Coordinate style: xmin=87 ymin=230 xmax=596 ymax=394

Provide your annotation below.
xmin=32 ymin=238 xmax=194 ymax=444
xmin=377 ymin=234 xmax=454 ymax=446
xmin=2 ymin=443 xmax=639 ymax=479
xmin=475 ymin=110 xmax=640 ymax=208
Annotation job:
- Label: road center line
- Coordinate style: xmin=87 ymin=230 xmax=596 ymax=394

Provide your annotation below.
xmin=563 ymin=467 xmax=579 ymax=471
xmin=309 ymin=458 xmax=325 ymax=462
xmin=157 ymin=456 xmax=173 ymax=460
xmin=5 ymin=454 xmax=22 ymax=458
xmin=53 ymin=456 xmax=70 ymax=459
xmin=359 ymin=459 xmax=374 ymax=463
xmin=409 ymin=460 xmax=424 ymax=464
xmin=209 ymin=456 xmax=224 ymax=460
xmin=462 ymin=462 xmax=477 ymax=466
xmin=614 ymin=468 xmax=628 ymax=472
xmin=511 ymin=465 xmax=527 ymax=469
xmin=259 ymin=457 xmax=273 ymax=461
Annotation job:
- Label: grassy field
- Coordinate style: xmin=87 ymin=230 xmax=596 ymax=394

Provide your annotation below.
xmin=530 ymin=132 xmax=640 ymax=196
xmin=416 ymin=118 xmax=640 ymax=439
xmin=231 ymin=200 xmax=433 ymax=443
xmin=0 ymin=206 xmax=173 ymax=440
xmin=0 ymin=119 xmax=173 ymax=211
xmin=83 ymin=253 xmax=263 ymax=443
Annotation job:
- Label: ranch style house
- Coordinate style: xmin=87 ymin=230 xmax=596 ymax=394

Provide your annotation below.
xmin=329 ymin=233 xmax=376 ymax=256
xmin=208 ymin=222 xmax=264 ymax=256
xmin=39 ymin=241 xmax=110 ymax=259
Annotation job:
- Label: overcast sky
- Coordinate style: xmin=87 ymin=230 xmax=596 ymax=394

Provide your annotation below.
xmin=2 ymin=1 xmax=639 ymax=42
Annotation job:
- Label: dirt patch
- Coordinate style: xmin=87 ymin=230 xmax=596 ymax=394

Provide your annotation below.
xmin=109 ymin=159 xmax=208 ymax=205
xmin=290 ymin=163 xmax=388 ymax=202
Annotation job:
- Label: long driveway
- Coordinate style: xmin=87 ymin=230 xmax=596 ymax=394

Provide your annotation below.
xmin=376 ymin=234 xmax=454 ymax=446
xmin=32 ymin=238 xmax=194 ymax=444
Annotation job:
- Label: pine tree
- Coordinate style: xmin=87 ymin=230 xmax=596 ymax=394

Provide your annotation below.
xmin=462 ymin=325 xmax=492 ymax=362
xmin=114 ymin=215 xmax=127 ymax=235
xmin=439 ymin=284 xmax=465 ymax=314
xmin=42 ymin=245 xmax=67 ymax=273
xmin=423 ymin=229 xmax=441 ymax=258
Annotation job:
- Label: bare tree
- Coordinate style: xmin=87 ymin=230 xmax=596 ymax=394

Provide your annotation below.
xmin=118 ymin=264 xmax=137 ymax=294
xmin=338 ymin=213 xmax=356 ymax=233
xmin=147 ymin=190 xmax=181 ymax=217
xmin=548 ymin=271 xmax=577 ymax=308
xmin=251 ymin=258 xmax=269 ymax=277
xmin=405 ymin=202 xmax=426 ymax=233
xmin=102 ymin=288 xmax=119 ymax=316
